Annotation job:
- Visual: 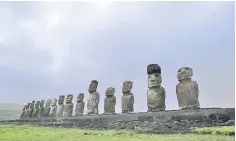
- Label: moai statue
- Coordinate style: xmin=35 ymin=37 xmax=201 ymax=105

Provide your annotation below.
xmin=87 ymin=80 xmax=100 ymax=115
xmin=39 ymin=100 xmax=45 ymax=118
xmin=56 ymin=95 xmax=65 ymax=117
xmin=49 ymin=99 xmax=57 ymax=117
xmin=63 ymin=94 xmax=74 ymax=117
xmin=176 ymin=67 xmax=200 ymax=109
xmin=147 ymin=73 xmax=166 ymax=112
xmin=24 ymin=103 xmax=31 ymax=118
xmin=20 ymin=103 xmax=30 ymax=119
xmin=75 ymin=93 xmax=85 ymax=116
xmin=27 ymin=101 xmax=35 ymax=118
xmin=43 ymin=99 xmax=51 ymax=117
xmin=104 ymin=87 xmax=116 ymax=114
xmin=32 ymin=101 xmax=41 ymax=118
xmin=122 ymin=81 xmax=134 ymax=113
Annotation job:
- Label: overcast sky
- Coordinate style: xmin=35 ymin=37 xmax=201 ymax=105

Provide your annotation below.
xmin=0 ymin=1 xmax=234 ymax=113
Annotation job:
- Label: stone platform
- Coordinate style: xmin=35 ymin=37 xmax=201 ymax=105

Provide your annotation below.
xmin=1 ymin=108 xmax=235 ymax=134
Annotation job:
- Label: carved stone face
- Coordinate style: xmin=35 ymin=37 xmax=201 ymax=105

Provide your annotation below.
xmin=177 ymin=67 xmax=193 ymax=81
xmin=106 ymin=87 xmax=115 ymax=96
xmin=30 ymin=101 xmax=35 ymax=109
xmin=35 ymin=101 xmax=40 ymax=108
xmin=50 ymin=99 xmax=57 ymax=106
xmin=122 ymin=81 xmax=133 ymax=93
xmin=58 ymin=95 xmax=65 ymax=105
xmin=65 ymin=94 xmax=73 ymax=104
xmin=148 ymin=73 xmax=162 ymax=88
xmin=77 ymin=93 xmax=84 ymax=102
xmin=88 ymin=80 xmax=98 ymax=92
xmin=40 ymin=100 xmax=45 ymax=107
xmin=45 ymin=99 xmax=51 ymax=107
xmin=23 ymin=104 xmax=29 ymax=111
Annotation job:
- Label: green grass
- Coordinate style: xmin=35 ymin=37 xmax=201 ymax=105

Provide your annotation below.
xmin=0 ymin=124 xmax=234 ymax=141
xmin=193 ymin=126 xmax=235 ymax=135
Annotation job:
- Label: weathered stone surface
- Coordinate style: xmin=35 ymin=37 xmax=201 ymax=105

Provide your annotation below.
xmin=43 ymin=99 xmax=51 ymax=117
xmin=49 ymin=99 xmax=57 ymax=117
xmin=56 ymin=95 xmax=65 ymax=117
xmin=20 ymin=103 xmax=30 ymax=119
xmin=27 ymin=101 xmax=35 ymax=118
xmin=122 ymin=81 xmax=134 ymax=113
xmin=147 ymin=64 xmax=161 ymax=75
xmin=104 ymin=87 xmax=116 ymax=114
xmin=63 ymin=94 xmax=74 ymax=117
xmin=75 ymin=93 xmax=85 ymax=116
xmin=176 ymin=67 xmax=200 ymax=109
xmin=39 ymin=100 xmax=45 ymax=118
xmin=32 ymin=101 xmax=40 ymax=118
xmin=147 ymin=73 xmax=166 ymax=112
xmin=87 ymin=80 xmax=100 ymax=115
xmin=2 ymin=108 xmax=234 ymax=134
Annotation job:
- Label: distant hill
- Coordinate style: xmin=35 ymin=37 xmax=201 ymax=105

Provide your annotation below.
xmin=0 ymin=103 xmax=23 ymax=120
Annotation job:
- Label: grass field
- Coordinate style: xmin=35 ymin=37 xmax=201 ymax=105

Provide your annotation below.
xmin=0 ymin=124 xmax=234 ymax=141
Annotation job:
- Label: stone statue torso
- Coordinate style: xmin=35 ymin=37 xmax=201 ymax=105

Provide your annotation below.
xmin=104 ymin=96 xmax=116 ymax=114
xmin=63 ymin=104 xmax=73 ymax=117
xmin=122 ymin=93 xmax=134 ymax=113
xmin=56 ymin=105 xmax=64 ymax=117
xmin=176 ymin=80 xmax=200 ymax=109
xmin=87 ymin=92 xmax=100 ymax=114
xmin=43 ymin=107 xmax=51 ymax=117
xmin=147 ymin=87 xmax=166 ymax=111
xmin=49 ymin=106 xmax=57 ymax=117
xmin=75 ymin=102 xmax=85 ymax=115
xmin=32 ymin=108 xmax=40 ymax=118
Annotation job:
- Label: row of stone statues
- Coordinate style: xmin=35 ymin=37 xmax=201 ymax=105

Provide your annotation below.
xmin=20 ymin=64 xmax=200 ymax=119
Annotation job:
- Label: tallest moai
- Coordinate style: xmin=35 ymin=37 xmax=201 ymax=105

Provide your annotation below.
xmin=147 ymin=64 xmax=166 ymax=112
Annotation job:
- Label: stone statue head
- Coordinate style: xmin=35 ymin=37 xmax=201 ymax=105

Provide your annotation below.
xmin=106 ymin=87 xmax=115 ymax=96
xmin=30 ymin=101 xmax=35 ymax=109
xmin=35 ymin=101 xmax=40 ymax=108
xmin=23 ymin=104 xmax=29 ymax=111
xmin=65 ymin=94 xmax=73 ymax=104
xmin=77 ymin=93 xmax=84 ymax=102
xmin=45 ymin=99 xmax=51 ymax=107
xmin=58 ymin=95 xmax=65 ymax=105
xmin=50 ymin=99 xmax=57 ymax=106
xmin=122 ymin=81 xmax=133 ymax=93
xmin=88 ymin=80 xmax=98 ymax=92
xmin=40 ymin=100 xmax=45 ymax=108
xmin=26 ymin=103 xmax=30 ymax=109
xmin=147 ymin=64 xmax=161 ymax=75
xmin=177 ymin=67 xmax=193 ymax=81
xmin=148 ymin=73 xmax=162 ymax=88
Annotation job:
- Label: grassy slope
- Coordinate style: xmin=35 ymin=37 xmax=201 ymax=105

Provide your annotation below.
xmin=0 ymin=103 xmax=23 ymax=120
xmin=0 ymin=125 xmax=234 ymax=141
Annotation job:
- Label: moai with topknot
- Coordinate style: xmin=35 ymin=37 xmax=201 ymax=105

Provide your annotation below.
xmin=39 ymin=100 xmax=45 ymax=118
xmin=75 ymin=93 xmax=85 ymax=116
xmin=87 ymin=80 xmax=100 ymax=115
xmin=43 ymin=99 xmax=51 ymax=117
xmin=147 ymin=64 xmax=166 ymax=112
xmin=122 ymin=81 xmax=134 ymax=113
xmin=63 ymin=94 xmax=74 ymax=117
xmin=104 ymin=87 xmax=116 ymax=114
xmin=32 ymin=101 xmax=41 ymax=118
xmin=27 ymin=100 xmax=35 ymax=118
xmin=49 ymin=99 xmax=57 ymax=117
xmin=20 ymin=103 xmax=30 ymax=119
xmin=176 ymin=67 xmax=200 ymax=109
xmin=56 ymin=95 xmax=65 ymax=117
